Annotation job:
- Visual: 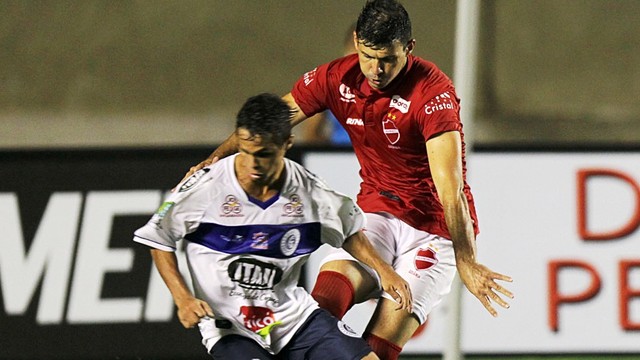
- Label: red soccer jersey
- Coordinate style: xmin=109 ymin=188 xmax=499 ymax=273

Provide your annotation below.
xmin=291 ymin=54 xmax=479 ymax=239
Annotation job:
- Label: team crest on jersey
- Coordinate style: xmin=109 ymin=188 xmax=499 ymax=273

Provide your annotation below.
xmin=339 ymin=83 xmax=356 ymax=103
xmin=280 ymin=228 xmax=301 ymax=256
xmin=220 ymin=194 xmax=244 ymax=217
xmin=178 ymin=168 xmax=210 ymax=192
xmin=414 ymin=247 xmax=438 ymax=271
xmin=382 ymin=113 xmax=400 ymax=145
xmin=282 ymin=194 xmax=304 ymax=217
xmin=390 ymin=95 xmax=411 ymax=114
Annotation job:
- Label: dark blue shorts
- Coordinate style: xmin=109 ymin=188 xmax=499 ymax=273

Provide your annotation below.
xmin=209 ymin=309 xmax=372 ymax=360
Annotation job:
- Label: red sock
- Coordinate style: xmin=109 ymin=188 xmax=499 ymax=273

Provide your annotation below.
xmin=363 ymin=332 xmax=402 ymax=360
xmin=310 ymin=271 xmax=355 ymax=319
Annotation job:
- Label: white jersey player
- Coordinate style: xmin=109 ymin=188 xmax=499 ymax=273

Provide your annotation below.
xmin=133 ymin=93 xmax=411 ymax=360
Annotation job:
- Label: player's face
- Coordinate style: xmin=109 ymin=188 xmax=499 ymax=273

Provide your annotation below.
xmin=354 ymin=37 xmax=414 ymax=90
xmin=235 ymin=128 xmax=291 ymax=187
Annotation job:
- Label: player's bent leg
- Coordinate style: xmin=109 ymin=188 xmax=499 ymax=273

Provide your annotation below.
xmin=311 ymin=260 xmax=378 ymax=318
xmin=363 ymin=297 xmax=422 ymax=360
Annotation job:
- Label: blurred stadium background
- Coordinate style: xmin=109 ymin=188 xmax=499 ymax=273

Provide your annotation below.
xmin=2 ymin=0 xmax=638 ymax=149
xmin=1 ymin=1 xmax=639 ymax=359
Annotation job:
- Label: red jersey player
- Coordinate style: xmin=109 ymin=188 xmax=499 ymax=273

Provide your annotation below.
xmin=189 ymin=1 xmax=513 ymax=359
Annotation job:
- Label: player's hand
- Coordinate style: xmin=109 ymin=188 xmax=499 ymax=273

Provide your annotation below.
xmin=174 ymin=156 xmax=219 ymax=191
xmin=379 ymin=268 xmax=413 ymax=313
xmin=456 ymin=259 xmax=513 ymax=317
xmin=175 ymin=297 xmax=215 ymax=329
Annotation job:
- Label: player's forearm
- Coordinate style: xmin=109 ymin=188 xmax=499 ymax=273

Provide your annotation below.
xmin=343 ymin=230 xmax=394 ymax=277
xmin=206 ymin=132 xmax=239 ymax=161
xmin=150 ymin=249 xmax=194 ymax=304
xmin=441 ymin=191 xmax=477 ymax=264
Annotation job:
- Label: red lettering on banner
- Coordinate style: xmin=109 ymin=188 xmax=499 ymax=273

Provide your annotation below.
xmin=577 ymin=168 xmax=640 ymax=240
xmin=548 ymin=260 xmax=601 ymax=332
xmin=619 ymin=260 xmax=640 ymax=330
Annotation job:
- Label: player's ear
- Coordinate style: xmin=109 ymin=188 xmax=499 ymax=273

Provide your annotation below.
xmin=285 ymin=135 xmax=294 ymax=150
xmin=405 ymin=39 xmax=416 ymax=54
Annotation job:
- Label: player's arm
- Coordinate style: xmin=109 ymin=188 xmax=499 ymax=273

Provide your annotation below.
xmin=302 ymin=112 xmax=330 ymax=144
xmin=150 ymin=248 xmax=214 ymax=328
xmin=426 ymin=130 xmax=513 ymax=316
xmin=282 ymin=92 xmax=309 ymax=126
xmin=342 ymin=230 xmax=413 ymax=313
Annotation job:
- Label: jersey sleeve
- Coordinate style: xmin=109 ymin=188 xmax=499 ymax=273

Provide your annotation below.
xmin=416 ymin=89 xmax=463 ymax=141
xmin=290 ymin=63 xmax=331 ymax=118
xmin=309 ymin=174 xmax=366 ymax=248
xmin=133 ymin=167 xmax=215 ymax=252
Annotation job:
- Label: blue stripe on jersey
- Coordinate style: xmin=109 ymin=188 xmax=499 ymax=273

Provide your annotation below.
xmin=184 ymin=222 xmax=323 ymax=258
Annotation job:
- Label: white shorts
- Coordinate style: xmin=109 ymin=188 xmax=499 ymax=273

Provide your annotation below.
xmin=320 ymin=212 xmax=456 ymax=324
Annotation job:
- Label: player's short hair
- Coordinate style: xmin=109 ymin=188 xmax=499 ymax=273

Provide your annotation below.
xmin=356 ymin=0 xmax=412 ymax=49
xmin=236 ymin=93 xmax=294 ymax=146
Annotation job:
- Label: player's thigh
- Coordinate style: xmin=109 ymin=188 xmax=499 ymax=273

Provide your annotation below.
xmin=284 ymin=309 xmax=374 ymax=360
xmin=209 ymin=334 xmax=275 ymax=360
xmin=384 ymin=237 xmax=456 ymax=324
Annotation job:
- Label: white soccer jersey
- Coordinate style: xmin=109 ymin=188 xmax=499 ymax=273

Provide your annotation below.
xmin=133 ymin=154 xmax=365 ymax=354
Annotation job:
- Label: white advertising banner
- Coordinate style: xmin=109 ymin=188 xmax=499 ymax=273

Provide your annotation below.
xmin=303 ymin=152 xmax=640 ymax=354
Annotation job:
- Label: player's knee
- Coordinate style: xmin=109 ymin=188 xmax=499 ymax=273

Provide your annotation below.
xmin=320 ymin=260 xmax=377 ymax=299
xmin=319 ymin=259 xmax=353 ymax=272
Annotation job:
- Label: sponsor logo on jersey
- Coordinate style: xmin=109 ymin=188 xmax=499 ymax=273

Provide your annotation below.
xmin=150 ymin=201 xmax=174 ymax=227
xmin=220 ymin=194 xmax=244 ymax=217
xmin=382 ymin=113 xmax=400 ymax=145
xmin=178 ymin=168 xmax=210 ymax=192
xmin=414 ymin=247 xmax=438 ymax=271
xmin=337 ymin=320 xmax=359 ymax=338
xmin=424 ymin=91 xmax=455 ymax=115
xmin=390 ymin=95 xmax=411 ymax=114
xmin=251 ymin=232 xmax=270 ymax=250
xmin=346 ymin=117 xmax=364 ymax=126
xmin=228 ymin=259 xmax=283 ymax=290
xmin=240 ymin=306 xmax=282 ymax=337
xmin=303 ymin=67 xmax=317 ymax=86
xmin=280 ymin=228 xmax=300 ymax=256
xmin=282 ymin=194 xmax=304 ymax=217
xmin=339 ymin=83 xmax=356 ymax=103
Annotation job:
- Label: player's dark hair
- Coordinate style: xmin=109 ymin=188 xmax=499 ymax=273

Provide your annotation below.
xmin=356 ymin=0 xmax=412 ymax=49
xmin=236 ymin=93 xmax=293 ymax=146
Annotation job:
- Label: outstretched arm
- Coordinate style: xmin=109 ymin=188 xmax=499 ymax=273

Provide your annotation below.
xmin=150 ymin=248 xmax=214 ymax=328
xmin=342 ymin=230 xmax=413 ymax=313
xmin=427 ymin=130 xmax=513 ymax=317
